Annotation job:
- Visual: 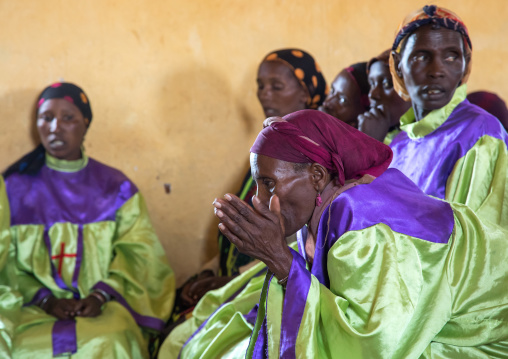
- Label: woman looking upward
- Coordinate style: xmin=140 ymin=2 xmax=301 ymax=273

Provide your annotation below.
xmin=388 ymin=5 xmax=508 ymax=228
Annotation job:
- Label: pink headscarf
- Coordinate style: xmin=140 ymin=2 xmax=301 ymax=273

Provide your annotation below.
xmin=250 ymin=109 xmax=393 ymax=186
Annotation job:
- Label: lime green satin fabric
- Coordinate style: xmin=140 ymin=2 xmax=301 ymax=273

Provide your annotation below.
xmin=13 ymin=302 xmax=148 ymax=358
xmin=399 ymin=85 xmax=467 ymax=139
xmin=11 ymin=193 xmax=175 ymax=358
xmin=159 ymin=243 xmax=298 ymax=359
xmin=396 ymin=84 xmax=508 ymax=229
xmin=253 ymin=204 xmax=508 ymax=358
xmin=160 ymin=260 xmax=267 ymax=358
xmin=0 ymin=176 xmax=22 ymax=359
xmin=446 ymin=135 xmax=508 ymax=228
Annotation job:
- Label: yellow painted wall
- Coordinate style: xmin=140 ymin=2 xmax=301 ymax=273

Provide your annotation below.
xmin=1 ymin=0 xmax=506 ymax=285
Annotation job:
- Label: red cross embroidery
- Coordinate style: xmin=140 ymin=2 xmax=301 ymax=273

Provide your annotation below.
xmin=51 ymin=242 xmax=77 ymax=276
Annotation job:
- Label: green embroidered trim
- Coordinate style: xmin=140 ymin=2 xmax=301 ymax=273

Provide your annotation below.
xmin=400 ymin=84 xmax=467 ymax=139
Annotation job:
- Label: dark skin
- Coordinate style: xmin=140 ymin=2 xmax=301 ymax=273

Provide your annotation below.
xmin=392 ymin=25 xmax=470 ymax=121
xmin=37 ymin=99 xmax=89 ymax=161
xmin=37 ymin=99 xmax=102 ymax=319
xmin=180 ymin=61 xmax=310 ymax=307
xmin=179 ymin=271 xmax=233 ymax=308
xmin=42 ymin=295 xmax=104 ymax=319
xmin=358 ymin=61 xmax=411 ymax=142
xmin=256 ymin=60 xmax=308 ymax=118
xmin=321 ymin=69 xmax=365 ymax=128
xmin=213 ymin=154 xmax=332 ymax=281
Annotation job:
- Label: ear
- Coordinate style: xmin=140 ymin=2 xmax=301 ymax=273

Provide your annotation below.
xmin=299 ymin=86 xmax=310 ymax=107
xmin=391 ymin=51 xmax=403 ymax=78
xmin=83 ymin=118 xmax=90 ymax=135
xmin=463 ymin=52 xmax=472 ymax=77
xmin=309 ymin=163 xmax=330 ymax=192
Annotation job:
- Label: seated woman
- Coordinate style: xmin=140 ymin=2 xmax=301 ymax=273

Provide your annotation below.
xmin=358 ymin=49 xmax=411 ymax=144
xmin=215 ymin=109 xmax=508 ymax=358
xmin=388 ymin=5 xmax=508 ymax=228
xmin=176 ymin=48 xmax=328 ymax=310
xmin=159 ymin=49 xmax=327 ymax=358
xmin=3 ymin=82 xmax=175 ymax=358
xmin=321 ymin=62 xmax=369 ymax=128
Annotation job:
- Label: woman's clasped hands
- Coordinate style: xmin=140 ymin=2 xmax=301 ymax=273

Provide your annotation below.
xmin=213 ymin=193 xmax=292 ymax=282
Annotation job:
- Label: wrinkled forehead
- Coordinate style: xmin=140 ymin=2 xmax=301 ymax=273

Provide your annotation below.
xmin=401 ymin=25 xmax=465 ymax=55
xmin=250 ymin=153 xmax=298 ymax=178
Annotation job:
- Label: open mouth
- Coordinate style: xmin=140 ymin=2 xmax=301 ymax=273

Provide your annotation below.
xmin=263 ymin=108 xmax=280 ymax=117
xmin=422 ymin=85 xmax=445 ymax=98
xmin=49 ymin=139 xmax=65 ymax=149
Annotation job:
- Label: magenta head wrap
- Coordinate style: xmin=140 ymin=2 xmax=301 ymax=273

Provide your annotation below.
xmin=250 ymin=109 xmax=393 ymax=186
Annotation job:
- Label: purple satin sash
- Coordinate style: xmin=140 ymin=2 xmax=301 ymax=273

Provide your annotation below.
xmin=390 ymin=100 xmax=508 ymax=199
xmin=52 ymin=319 xmax=77 ymax=356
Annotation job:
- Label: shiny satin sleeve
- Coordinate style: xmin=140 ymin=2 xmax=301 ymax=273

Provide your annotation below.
xmin=248 ymin=224 xmax=451 ymax=358
xmin=165 ymin=242 xmax=299 ymax=359
xmin=445 ymin=135 xmax=508 ymax=229
xmin=0 ymin=177 xmax=22 ymax=358
xmin=248 ymin=213 xmax=508 ymax=358
xmin=93 ymin=192 xmax=175 ymax=332
xmin=424 ymin=203 xmax=508 ymax=357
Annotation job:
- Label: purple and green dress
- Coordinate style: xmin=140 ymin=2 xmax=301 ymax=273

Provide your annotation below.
xmin=159 ymin=248 xmax=295 ymax=358
xmin=0 ymin=176 xmax=22 ymax=359
xmin=5 ymin=153 xmax=175 ymax=358
xmin=389 ymin=84 xmax=508 ymax=228
xmin=247 ymin=168 xmax=508 ymax=358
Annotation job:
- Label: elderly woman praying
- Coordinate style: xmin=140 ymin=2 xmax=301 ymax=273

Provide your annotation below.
xmin=214 ymin=109 xmax=508 ymax=358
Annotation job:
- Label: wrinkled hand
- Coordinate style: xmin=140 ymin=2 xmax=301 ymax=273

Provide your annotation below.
xmin=43 ymin=297 xmax=79 ymax=320
xmin=358 ymin=105 xmax=391 ymax=142
xmin=180 ymin=275 xmax=235 ymax=307
xmin=74 ymin=295 xmax=103 ymax=317
xmin=213 ymin=194 xmax=292 ymax=280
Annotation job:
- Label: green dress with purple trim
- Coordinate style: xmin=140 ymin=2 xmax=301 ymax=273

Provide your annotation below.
xmin=0 ymin=176 xmax=22 ymax=359
xmin=5 ymin=154 xmax=175 ymax=358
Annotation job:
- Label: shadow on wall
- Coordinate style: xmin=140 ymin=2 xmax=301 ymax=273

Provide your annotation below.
xmin=0 ymin=88 xmax=41 ymax=172
xmin=147 ymin=64 xmax=260 ymax=283
xmin=235 ymin=64 xmax=262 ymax=135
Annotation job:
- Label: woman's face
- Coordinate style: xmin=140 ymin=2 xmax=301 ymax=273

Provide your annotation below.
xmin=250 ymin=153 xmax=316 ymax=237
xmin=368 ymin=61 xmax=410 ymax=125
xmin=37 ymin=98 xmax=88 ymax=161
xmin=257 ymin=61 xmax=308 ymax=118
xmin=321 ymin=69 xmax=364 ymax=128
xmin=395 ymin=25 xmax=467 ymax=119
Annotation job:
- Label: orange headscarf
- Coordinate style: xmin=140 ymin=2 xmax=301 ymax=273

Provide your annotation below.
xmin=388 ymin=5 xmax=472 ymax=101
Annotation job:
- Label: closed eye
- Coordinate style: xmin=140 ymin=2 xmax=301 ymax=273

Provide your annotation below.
xmin=262 ymin=179 xmax=275 ymax=192
xmin=272 ymin=81 xmax=284 ymax=91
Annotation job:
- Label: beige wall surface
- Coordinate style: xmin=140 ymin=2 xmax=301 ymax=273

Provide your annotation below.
xmin=1 ymin=0 xmax=506 ymax=285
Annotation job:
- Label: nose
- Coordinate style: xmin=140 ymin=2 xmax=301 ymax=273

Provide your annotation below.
xmin=257 ymin=86 xmax=271 ymax=103
xmin=255 ymin=186 xmax=271 ymax=207
xmin=322 ymin=95 xmax=335 ymax=110
xmin=369 ymin=84 xmax=381 ymax=102
xmin=49 ymin=117 xmax=60 ymax=133
xmin=428 ymin=57 xmax=445 ymax=79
